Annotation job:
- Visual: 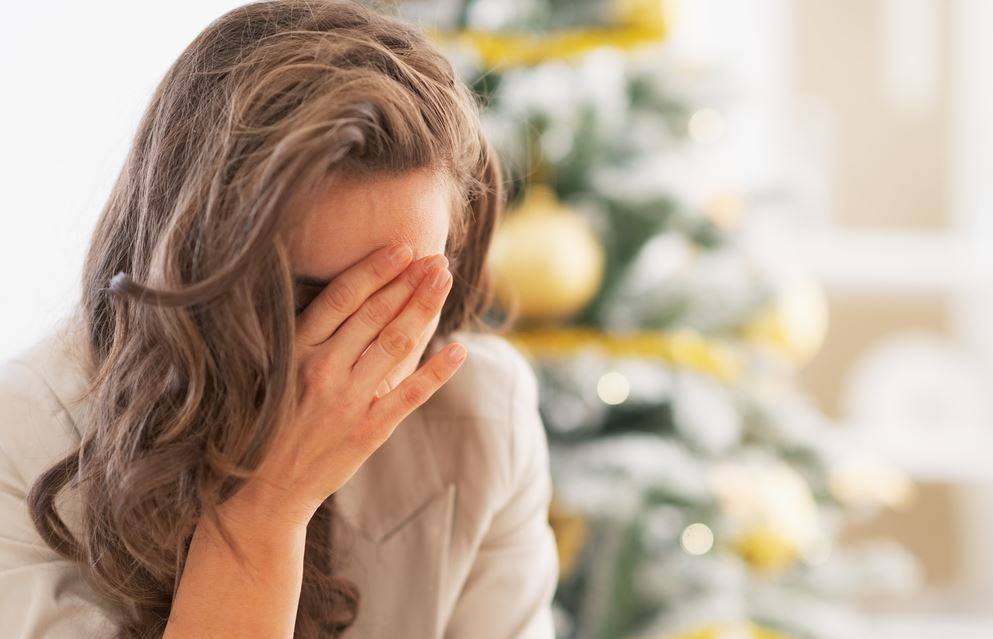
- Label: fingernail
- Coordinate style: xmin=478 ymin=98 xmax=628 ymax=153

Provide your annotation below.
xmin=431 ymin=266 xmax=451 ymax=290
xmin=418 ymin=254 xmax=448 ymax=276
xmin=416 ymin=257 xmax=434 ymax=276
xmin=447 ymin=343 xmax=466 ymax=362
xmin=388 ymin=243 xmax=412 ymax=265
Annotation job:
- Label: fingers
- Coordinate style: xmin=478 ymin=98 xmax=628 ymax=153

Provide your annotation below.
xmin=366 ymin=342 xmax=468 ymax=438
xmin=350 ymin=262 xmax=452 ymax=392
xmin=295 ymin=242 xmax=413 ymax=347
xmin=321 ymin=253 xmax=448 ymax=367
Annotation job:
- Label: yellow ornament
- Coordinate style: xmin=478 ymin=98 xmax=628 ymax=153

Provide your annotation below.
xmin=743 ymin=277 xmax=829 ymax=366
xmin=489 ymin=185 xmax=605 ymax=321
xmin=733 ymin=526 xmax=800 ymax=574
xmin=710 ymin=460 xmax=821 ymax=574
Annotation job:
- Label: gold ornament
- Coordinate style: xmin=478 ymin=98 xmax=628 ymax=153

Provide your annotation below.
xmin=710 ymin=460 xmax=821 ymax=574
xmin=733 ymin=526 xmax=800 ymax=574
xmin=489 ymin=186 xmax=605 ymax=322
xmin=743 ymin=277 xmax=829 ymax=366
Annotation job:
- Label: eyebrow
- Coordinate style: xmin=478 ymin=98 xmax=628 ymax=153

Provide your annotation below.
xmin=291 ymin=239 xmax=400 ymax=290
xmin=293 ymin=274 xmax=332 ymax=288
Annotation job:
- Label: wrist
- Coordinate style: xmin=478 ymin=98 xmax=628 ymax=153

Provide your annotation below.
xmin=217 ymin=479 xmax=318 ymax=537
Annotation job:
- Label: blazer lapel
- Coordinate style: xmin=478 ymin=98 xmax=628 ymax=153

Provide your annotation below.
xmin=334 ymin=408 xmax=448 ymax=541
xmin=333 ymin=408 xmax=456 ymax=638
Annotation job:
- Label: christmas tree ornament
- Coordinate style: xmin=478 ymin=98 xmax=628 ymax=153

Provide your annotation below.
xmin=711 ymin=459 xmax=821 ymax=574
xmin=733 ymin=526 xmax=801 ymax=574
xmin=743 ymin=277 xmax=829 ymax=366
xmin=489 ymin=185 xmax=605 ymax=321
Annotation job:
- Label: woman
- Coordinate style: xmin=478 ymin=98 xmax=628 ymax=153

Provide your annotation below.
xmin=0 ymin=1 xmax=558 ymax=637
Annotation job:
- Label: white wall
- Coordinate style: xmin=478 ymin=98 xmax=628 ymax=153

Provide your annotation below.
xmin=948 ymin=0 xmax=993 ymax=600
xmin=0 ymin=1 xmax=243 ymax=359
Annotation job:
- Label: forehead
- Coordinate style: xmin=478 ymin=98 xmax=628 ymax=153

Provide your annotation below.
xmin=288 ymin=169 xmax=454 ymax=280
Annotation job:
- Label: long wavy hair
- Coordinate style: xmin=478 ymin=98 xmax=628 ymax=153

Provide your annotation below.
xmin=26 ymin=1 xmax=502 ymax=636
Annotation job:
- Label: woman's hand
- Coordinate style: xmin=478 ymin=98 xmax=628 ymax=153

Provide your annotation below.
xmin=165 ymin=243 xmax=464 ymax=639
xmin=228 ymin=242 xmax=466 ymax=528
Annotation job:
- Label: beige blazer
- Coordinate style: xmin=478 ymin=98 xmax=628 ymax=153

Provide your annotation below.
xmin=0 ymin=319 xmax=559 ymax=638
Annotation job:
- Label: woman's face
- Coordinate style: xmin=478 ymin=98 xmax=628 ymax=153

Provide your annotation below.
xmin=288 ymin=168 xmax=453 ymax=390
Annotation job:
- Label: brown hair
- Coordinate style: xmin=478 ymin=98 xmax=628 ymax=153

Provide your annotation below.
xmin=26 ymin=1 xmax=502 ymax=636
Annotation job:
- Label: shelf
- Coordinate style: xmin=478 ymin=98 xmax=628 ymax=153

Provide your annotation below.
xmin=756 ymin=227 xmax=988 ymax=295
xmin=846 ymin=423 xmax=993 ymax=483
xmin=867 ymin=614 xmax=993 ymax=639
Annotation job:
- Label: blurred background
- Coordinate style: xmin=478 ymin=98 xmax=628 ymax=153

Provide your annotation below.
xmin=2 ymin=1 xmax=992 ymax=638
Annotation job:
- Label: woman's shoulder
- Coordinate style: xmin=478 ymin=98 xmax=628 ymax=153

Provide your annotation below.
xmin=416 ymin=329 xmax=545 ymax=499
xmin=0 ymin=319 xmax=88 ymax=488
xmin=422 ymin=329 xmax=537 ymax=422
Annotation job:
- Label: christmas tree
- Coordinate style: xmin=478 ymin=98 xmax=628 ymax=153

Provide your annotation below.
xmin=400 ymin=1 xmax=921 ymax=637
